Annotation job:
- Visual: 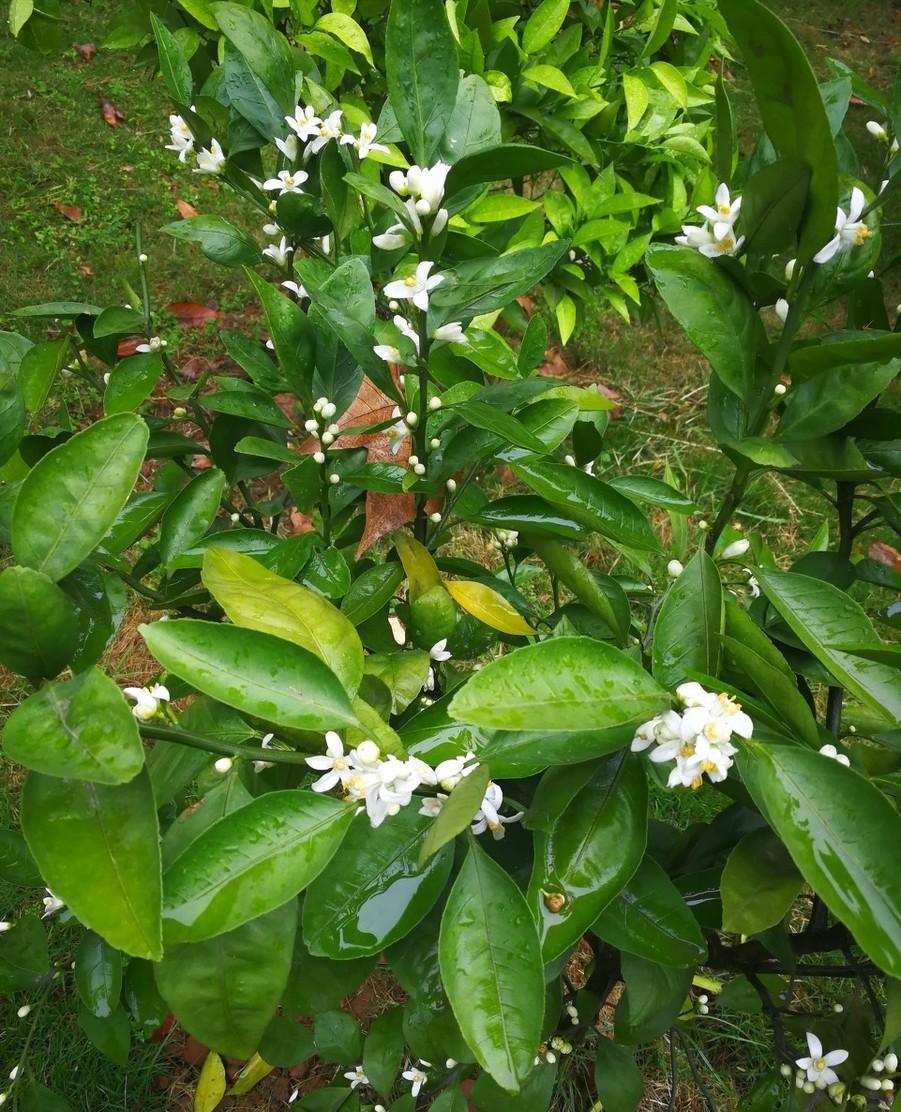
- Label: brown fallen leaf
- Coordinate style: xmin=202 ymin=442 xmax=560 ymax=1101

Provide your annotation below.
xmin=356 ymin=490 xmax=416 ymax=557
xmin=116 ymin=337 xmax=144 ymax=358
xmin=78 ymin=264 xmax=95 ymax=278
xmin=75 ymin=42 xmax=97 ymax=61
xmin=175 ymin=198 xmax=199 ymax=219
xmin=181 ymin=356 xmax=214 ymax=381
xmin=52 ymin=200 xmax=82 ymax=223
xmin=287 ymin=509 xmax=315 ymax=535
xmin=99 ymin=96 xmax=124 ymax=127
xmin=870 ymin=542 xmax=901 ymax=573
xmin=180 ymin=1035 xmax=208 ymax=1065
xmin=192 ymin=454 xmax=214 ymax=472
xmin=164 ymin=301 xmax=220 ymax=327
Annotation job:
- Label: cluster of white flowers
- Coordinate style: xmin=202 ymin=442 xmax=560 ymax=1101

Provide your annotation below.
xmin=631 ymin=682 xmax=753 ymax=789
xmin=284 ymin=104 xmax=388 ymax=162
xmin=137 ymin=336 xmax=166 ymax=354
xmin=374 ymin=311 xmax=466 ymax=366
xmin=374 ymin=162 xmax=451 ymax=251
xmin=676 ymin=182 xmax=744 ymax=258
xmin=493 ymin=529 xmax=519 ymax=550
xmin=123 ymin=683 xmax=170 ymax=721
xmin=418 ymin=751 xmax=524 ymax=840
xmin=304 ymin=396 xmax=342 ymax=466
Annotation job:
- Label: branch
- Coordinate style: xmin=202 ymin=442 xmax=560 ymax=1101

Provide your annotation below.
xmin=139 ymin=723 xmax=315 ymax=766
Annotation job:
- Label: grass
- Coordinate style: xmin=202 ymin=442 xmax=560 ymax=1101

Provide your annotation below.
xmin=0 ymin=0 xmax=898 ymax=1109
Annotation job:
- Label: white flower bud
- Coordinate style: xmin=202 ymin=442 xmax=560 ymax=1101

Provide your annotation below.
xmin=313 ymin=451 xmax=326 ymax=465
xmin=862 ymin=1077 xmax=883 ymax=1091
xmin=304 ymin=418 xmax=319 ymax=433
xmin=867 ymin=120 xmax=889 ymax=141
xmin=214 ymin=757 xmax=233 ymax=774
xmin=405 ymin=411 xmax=418 ymax=427
xmin=6 ymin=1069 xmax=15 ymax=1083
xmin=329 ymin=473 xmax=340 ymax=485
xmin=883 ymin=1052 xmax=897 ymax=1072
xmin=327 ymin=423 xmax=340 ymax=436
xmin=697 ymin=519 xmax=708 ymax=530
xmin=564 ymin=454 xmax=576 ymax=466
xmin=138 ymin=252 xmax=148 ymax=263
xmin=408 ymin=454 xmax=419 ymax=466
xmin=321 ymin=431 xmax=335 ymax=446
xmin=784 ymin=258 xmax=796 ymax=281
xmin=428 ymin=396 xmax=442 ymax=411
xmin=230 ymin=513 xmax=240 ymax=523
xmin=173 ymin=406 xmax=187 ymax=418
xmin=802 ymin=1082 xmax=815 ymax=1094
xmin=389 ymin=300 xmax=399 ymax=311
xmin=445 ymin=1059 xmax=457 ymax=1069
xmin=667 ymin=559 xmax=684 ymax=578
xmin=415 ymin=198 xmax=431 ymax=215
xmin=355 ymin=740 xmax=380 ymax=764
xmin=0 ymin=923 xmax=11 ymax=933
xmin=871 ymin=1059 xmax=885 ymax=1073
xmin=774 ymin=382 xmax=787 ymax=396
xmin=429 ymin=512 xmax=441 ymax=523
xmin=323 ymin=402 xmax=337 ymax=419
xmin=721 ymin=538 xmax=750 ymax=559
xmin=883 ymin=1079 xmax=895 ymax=1092
xmin=833 ymin=1003 xmax=844 ymax=1013
xmin=780 ymin=1064 xmax=792 ymax=1078
xmin=430 ymin=438 xmax=441 ymax=449
xmin=446 ymin=478 xmax=457 ymax=492
xmin=16 ymin=1005 xmax=30 ymax=1019
xmin=774 ymin=298 xmax=789 ymax=323
xmin=414 ymin=463 xmax=426 ymax=475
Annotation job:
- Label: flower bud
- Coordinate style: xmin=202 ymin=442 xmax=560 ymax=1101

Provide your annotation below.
xmin=667 ymin=559 xmax=684 ymax=578
xmin=862 ymin=1076 xmax=883 ymax=1091
xmin=446 ymin=478 xmax=457 ymax=493
xmin=355 ymin=740 xmax=380 ymax=764
xmin=802 ymin=1082 xmax=814 ymax=1094
xmin=138 ymin=252 xmax=148 ymax=263
xmin=408 ymin=454 xmax=419 ymax=466
xmin=329 ymin=473 xmax=340 ymax=485
xmin=304 ymin=418 xmax=319 ymax=433
xmin=774 ymin=383 xmax=787 ymax=396
xmin=430 ymin=438 xmax=441 ymax=449
xmin=780 ymin=1064 xmax=792 ymax=1078
xmin=414 ymin=463 xmax=426 ymax=475
xmin=321 ymin=431 xmax=335 ymax=446
xmin=313 ymin=451 xmax=326 ymax=464
xmin=883 ymin=1079 xmax=894 ymax=1092
xmin=871 ymin=1059 xmax=885 ymax=1073
xmin=866 ymin=120 xmax=889 ymax=142
xmin=405 ymin=411 xmax=418 ymax=427
xmin=697 ymin=519 xmax=708 ymax=530
xmin=16 ymin=1005 xmax=30 ymax=1019
xmin=428 ymin=396 xmax=442 ymax=411
xmin=429 ymin=512 xmax=441 ymax=523
xmin=721 ymin=538 xmax=750 ymax=559
xmin=214 ymin=757 xmax=233 ymax=774
xmin=0 ymin=923 xmax=11 ymax=933
xmin=230 ymin=512 xmax=240 ymax=524
xmin=173 ymin=406 xmax=187 ymax=418
xmin=883 ymin=1052 xmax=897 ymax=1072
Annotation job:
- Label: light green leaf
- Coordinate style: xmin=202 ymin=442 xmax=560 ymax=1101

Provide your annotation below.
xmin=652 ymin=550 xmax=722 ymax=690
xmin=315 ymin=12 xmax=373 ymax=64
xmin=524 ymin=65 xmax=576 ymax=98
xmin=162 ymin=216 xmax=262 ymax=267
xmin=0 ymin=565 xmax=78 ymax=680
xmin=522 ymin=0 xmax=568 ymax=54
xmin=720 ymin=828 xmax=803 ymax=935
xmin=622 ymin=74 xmax=649 ymax=132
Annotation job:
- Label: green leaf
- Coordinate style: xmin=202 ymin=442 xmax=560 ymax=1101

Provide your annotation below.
xmin=777 ymin=359 xmax=900 ymax=441
xmin=741 ymin=743 xmax=901 ymax=978
xmin=454 ymin=399 xmax=547 ymax=453
xmin=594 ymin=1038 xmax=644 ymax=1112
xmin=512 ymin=460 xmax=660 ymax=551
xmin=643 ymin=0 xmax=676 ymax=56
xmin=623 ymin=74 xmax=649 ymax=132
xmin=203 ymin=547 xmax=364 ymax=696
xmin=155 ymin=902 xmax=296 ymax=1058
xmin=162 ymin=790 xmax=353 ymax=942
xmin=528 ymin=752 xmax=647 ymax=961
xmin=104 ymin=352 xmax=165 ymax=415
xmin=0 ymin=915 xmax=49 ymax=991
xmin=78 ymin=1003 xmax=131 ymax=1066
xmin=363 ymin=1007 xmax=405 ymax=1100
xmin=418 ymin=763 xmax=491 ymax=866
xmin=446 ymin=145 xmax=571 ymax=195
xmin=12 ymin=413 xmax=148 ymax=583
xmin=652 ymin=550 xmax=722 ymax=690
xmin=315 ymin=1009 xmax=363 ymax=1063
xmin=0 ymin=827 xmax=42 ymax=887
xmin=159 ymin=469 xmax=226 ymax=565
xmin=17 ymin=1081 xmax=73 ymax=1112
xmin=468 ymin=194 xmax=539 ymax=223
xmin=450 ymin=637 xmax=669 ymax=732
xmin=790 ymin=330 xmax=901 ymax=375
xmin=592 ymin=856 xmax=707 ymax=967
xmin=720 ymin=827 xmax=803 ymax=935
xmin=315 ymin=11 xmax=373 ymax=63
xmin=616 ymin=953 xmax=693 ymax=1044
xmin=140 ymin=619 xmax=357 ymax=731
xmin=756 ymin=569 xmax=901 ymax=721
xmin=472 ymin=498 xmax=583 ymax=542
xmin=0 ymin=368 xmax=26 ymax=468
xmin=75 ymin=931 xmax=123 ymax=1019
xmin=646 ymin=244 xmax=762 ymax=403
xmin=9 ymin=0 xmax=34 ymax=38
xmin=162 ymin=215 xmax=262 ymax=266
xmin=522 ymin=0 xmax=568 ymax=53
xmin=740 ymin=158 xmax=811 ymax=255
xmin=0 ymin=565 xmax=78 ymax=679
xmin=528 ymin=535 xmax=627 ymax=642
xmin=3 ymin=668 xmax=144 ymax=785
xmin=439 ymin=841 xmax=545 ymax=1092
xmin=718 ymin=0 xmax=838 ymax=264
xmin=523 ymin=65 xmax=575 ymax=98
xmin=608 ymin=476 xmax=695 ymax=515
xmin=212 ymin=1 xmax=295 ymax=111
xmin=150 ymin=12 xmax=193 ymax=104
xmin=21 ymin=770 xmax=162 ymax=960
xmin=385 ymin=0 xmax=459 ymax=164
xmin=304 ymin=808 xmax=454 ymax=957
xmin=19 ymin=338 xmax=69 ymax=413
xmin=432 ymin=242 xmax=569 ymax=320
xmin=364 ymin=651 xmax=431 ymax=714
xmin=162 ymin=774 xmax=252 ymax=869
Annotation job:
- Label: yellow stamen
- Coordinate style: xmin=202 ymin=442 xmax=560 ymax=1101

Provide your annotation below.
xmin=815 ymin=1058 xmax=826 ymax=1071
xmin=679 ymin=742 xmax=696 ymax=758
xmin=855 ymin=225 xmax=870 ymax=246
xmin=691 ymin=776 xmax=703 ymax=790
xmin=404 ymin=275 xmax=418 ymax=287
xmin=718 ymin=203 xmax=731 ymax=215
xmin=700 ymin=760 xmax=717 ymax=773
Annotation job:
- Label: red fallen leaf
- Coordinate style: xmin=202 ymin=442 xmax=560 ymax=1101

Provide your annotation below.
xmin=116 ymin=337 xmax=144 ymax=357
xmin=75 ymin=41 xmax=97 ymax=60
xmin=175 ymin=198 xmax=199 ymax=219
xmin=356 ymin=490 xmax=416 ymax=557
xmin=52 ymin=200 xmax=82 ymax=223
xmin=870 ymin=542 xmax=901 ymax=573
xmin=99 ymin=96 xmax=124 ymax=127
xmin=180 ymin=1035 xmax=208 ymax=1065
xmin=517 ymin=294 xmax=535 ymax=316
xmin=149 ymin=1012 xmax=174 ymax=1044
xmin=165 ymin=301 xmax=220 ymax=327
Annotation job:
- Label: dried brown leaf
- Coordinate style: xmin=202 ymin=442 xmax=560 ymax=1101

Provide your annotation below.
xmin=164 ymin=301 xmax=220 ymax=327
xmin=75 ymin=42 xmax=97 ymax=60
xmin=175 ymin=198 xmax=199 ymax=219
xmin=52 ymin=200 xmax=82 ymax=223
xmin=99 ymin=96 xmax=124 ymax=127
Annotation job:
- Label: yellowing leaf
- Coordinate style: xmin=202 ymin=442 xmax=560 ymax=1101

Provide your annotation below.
xmin=229 ymin=1053 xmax=275 ymax=1096
xmin=195 ymin=1051 xmax=226 ymax=1112
xmin=622 ymin=73 xmax=649 ymax=132
xmin=395 ymin=533 xmax=441 ymax=602
xmin=650 ymin=61 xmax=688 ymax=108
xmin=315 ymin=12 xmax=373 ymax=64
xmin=445 ymin=580 xmax=534 ymax=636
xmin=523 ymin=64 xmax=576 ymax=98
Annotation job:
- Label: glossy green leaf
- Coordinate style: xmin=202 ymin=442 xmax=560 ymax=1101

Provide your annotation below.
xmin=159 ymin=469 xmax=226 ymax=565
xmin=203 ymin=547 xmax=364 ymax=696
xmin=522 ymin=0 xmax=568 ymax=53
xmin=103 ymin=352 xmax=165 ymax=415
xmin=0 ymin=827 xmax=42 ymax=887
xmin=592 ymin=855 xmax=706 ymax=967
xmin=162 ymin=773 xmax=253 ymax=870
xmin=528 ymin=751 xmax=647 ymax=961
xmin=646 ymin=244 xmax=762 ymax=403
xmin=78 ymin=1003 xmax=131 ymax=1066
xmin=212 ymin=1 xmax=294 ymax=111
xmin=512 ymin=459 xmax=659 ymax=552
xmin=615 ymin=953 xmax=693 ymax=1044
xmin=652 ymin=549 xmax=722 ymax=690
xmin=21 ymin=769 xmax=162 ymax=959
xmin=12 ymin=413 xmax=148 ymax=582
xmin=244 ymin=268 xmax=316 ymax=397
xmin=418 ymin=763 xmax=491 ymax=866
xmin=363 ymin=1007 xmax=405 ymax=1100
xmin=720 ymin=827 xmax=803 ymax=935
xmin=0 ymin=565 xmax=78 ymax=679
xmin=140 ymin=619 xmax=356 ymax=730
xmin=777 ymin=359 xmax=899 ymax=440
xmin=0 ymin=367 xmax=26 ymax=468
xmin=432 ymin=242 xmax=569 ymax=320
xmin=3 ymin=667 xmax=144 ymax=784
xmin=92 ymin=306 xmax=148 ymax=339
xmin=471 ymin=497 xmax=583 ymax=541
xmin=740 ymin=158 xmax=811 ymax=255
xmin=284 ymin=930 xmax=376 ymax=1017
xmin=203 ymin=387 xmax=292 ymax=427
xmin=155 ymin=901 xmax=296 ymax=1058
xmin=449 ymin=637 xmax=669 ymax=732
xmin=594 ymin=1038 xmax=644 ymax=1112
xmin=304 ymin=809 xmax=453 ymax=958
xmin=608 ymin=476 xmax=695 ymax=515
xmin=150 ymin=11 xmax=192 ymax=104
xmin=385 ymin=0 xmax=458 ymax=164
xmin=315 ymin=1008 xmax=363 ymax=1063
xmin=439 ymin=841 xmax=545 ymax=1092
xmin=454 ymin=399 xmax=547 ymax=453
xmin=718 ymin=0 xmax=838 ymax=263
xmin=0 ymin=914 xmax=49 ymax=991
xmin=162 ymin=790 xmax=353 ymax=942
xmin=75 ymin=930 xmax=123 ymax=1018
xmin=364 ymin=651 xmax=430 ymax=714
xmin=528 ymin=535 xmax=626 ymax=643
xmin=18 ymin=338 xmax=69 ymax=413
xmin=341 ymin=564 xmax=404 ymax=626
xmin=756 ymin=569 xmax=901 ymax=721
xmin=741 ymin=742 xmax=901 ymax=977
xmin=446 ymin=145 xmax=571 ymax=195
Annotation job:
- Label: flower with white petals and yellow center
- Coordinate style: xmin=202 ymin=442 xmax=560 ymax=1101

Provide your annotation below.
xmin=166 ymin=114 xmax=194 ymax=162
xmin=814 ymin=187 xmax=871 ymax=264
xmin=194 ymin=139 xmax=226 ymax=175
xmin=384 ymin=260 xmax=444 ymax=312
xmin=796 ymin=1032 xmax=848 ymax=1087
xmin=123 ymin=683 xmax=170 ymax=721
xmin=262 ymin=169 xmax=309 ymax=196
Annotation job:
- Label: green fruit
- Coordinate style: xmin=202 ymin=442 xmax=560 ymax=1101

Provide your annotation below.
xmin=409 ymin=584 xmax=458 ymax=650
